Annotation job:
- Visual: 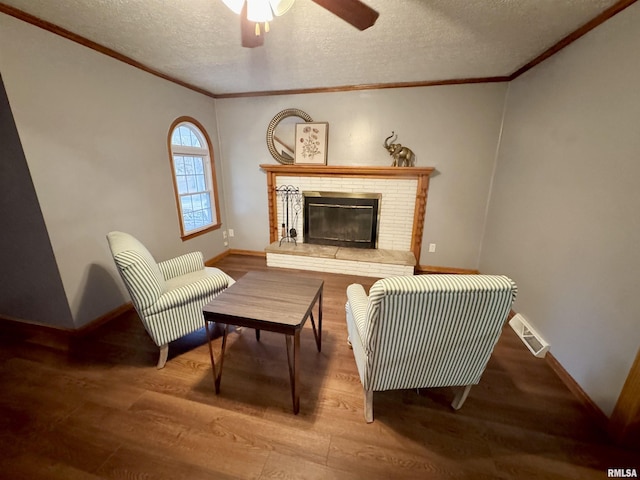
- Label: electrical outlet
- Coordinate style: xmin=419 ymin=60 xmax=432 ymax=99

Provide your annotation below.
xmin=223 ymin=230 xmax=227 ymax=239
xmin=228 ymin=229 xmax=235 ymax=237
xmin=428 ymin=243 xmax=436 ymax=253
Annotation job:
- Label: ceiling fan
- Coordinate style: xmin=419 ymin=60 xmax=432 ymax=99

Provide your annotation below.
xmin=221 ymin=0 xmax=379 ymax=48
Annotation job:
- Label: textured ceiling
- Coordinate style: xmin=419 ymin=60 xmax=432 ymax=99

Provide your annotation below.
xmin=0 ymin=0 xmax=623 ymax=95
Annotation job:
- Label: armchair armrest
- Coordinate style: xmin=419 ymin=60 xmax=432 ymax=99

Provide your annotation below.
xmin=158 ymin=252 xmax=204 ymax=280
xmin=347 ymin=283 xmax=369 ymax=340
xmin=145 ymin=271 xmax=230 ymax=315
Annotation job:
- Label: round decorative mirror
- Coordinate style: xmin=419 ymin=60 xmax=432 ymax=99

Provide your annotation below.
xmin=266 ymin=108 xmax=313 ymax=165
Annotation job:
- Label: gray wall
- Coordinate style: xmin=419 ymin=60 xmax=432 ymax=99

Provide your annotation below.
xmin=0 ymin=73 xmax=74 ymax=329
xmin=480 ymin=3 xmax=640 ymax=416
xmin=215 ymin=84 xmax=508 ymax=268
xmin=0 ymin=13 xmax=229 ymax=328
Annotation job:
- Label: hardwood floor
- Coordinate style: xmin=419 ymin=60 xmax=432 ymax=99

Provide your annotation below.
xmin=0 ymin=254 xmax=636 ymax=479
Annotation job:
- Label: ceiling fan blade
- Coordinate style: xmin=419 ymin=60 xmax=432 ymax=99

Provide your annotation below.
xmin=241 ymin=1 xmax=264 ymax=48
xmin=311 ymin=0 xmax=379 ymax=31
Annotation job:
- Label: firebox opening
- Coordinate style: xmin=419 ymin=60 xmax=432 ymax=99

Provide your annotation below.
xmin=303 ymin=191 xmax=381 ymax=249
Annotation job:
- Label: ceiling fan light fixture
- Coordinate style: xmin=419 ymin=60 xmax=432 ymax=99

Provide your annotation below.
xmin=246 ymin=0 xmax=273 ymax=23
xmin=222 ymin=0 xmax=294 ymax=20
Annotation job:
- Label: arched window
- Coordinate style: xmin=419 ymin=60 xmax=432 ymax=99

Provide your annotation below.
xmin=168 ymin=117 xmax=220 ymax=239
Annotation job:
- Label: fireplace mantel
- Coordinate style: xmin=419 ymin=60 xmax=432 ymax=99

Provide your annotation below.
xmin=260 ymin=164 xmax=434 ymax=262
xmin=260 ymin=164 xmax=434 ymax=178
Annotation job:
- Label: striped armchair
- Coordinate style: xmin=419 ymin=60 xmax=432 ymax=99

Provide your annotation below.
xmin=107 ymin=231 xmax=234 ymax=368
xmin=345 ymin=275 xmax=517 ymax=422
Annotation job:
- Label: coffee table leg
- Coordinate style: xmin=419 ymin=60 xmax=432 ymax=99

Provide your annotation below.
xmin=205 ymin=320 xmax=218 ymax=390
xmin=285 ymin=331 xmax=300 ymax=414
xmin=205 ymin=321 xmax=228 ymax=394
xmin=215 ymin=324 xmax=229 ymax=393
xmin=309 ymin=289 xmax=323 ymax=352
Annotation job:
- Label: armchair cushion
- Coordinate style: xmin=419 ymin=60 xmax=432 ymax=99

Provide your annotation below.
xmin=148 ymin=268 xmax=232 ymax=315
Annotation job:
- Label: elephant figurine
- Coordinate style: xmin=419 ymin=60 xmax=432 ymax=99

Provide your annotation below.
xmin=383 ymin=131 xmax=416 ymax=167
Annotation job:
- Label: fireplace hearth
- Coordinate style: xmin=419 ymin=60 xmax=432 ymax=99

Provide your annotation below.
xmin=303 ymin=191 xmax=380 ymax=249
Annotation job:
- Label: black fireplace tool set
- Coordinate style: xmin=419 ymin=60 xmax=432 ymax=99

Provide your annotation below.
xmin=276 ymin=185 xmax=301 ymax=246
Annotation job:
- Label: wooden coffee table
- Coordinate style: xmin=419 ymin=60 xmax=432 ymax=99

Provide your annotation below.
xmin=202 ymin=270 xmax=323 ymax=414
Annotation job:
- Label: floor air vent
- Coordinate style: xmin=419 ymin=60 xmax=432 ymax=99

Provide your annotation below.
xmin=509 ymin=313 xmax=550 ymax=358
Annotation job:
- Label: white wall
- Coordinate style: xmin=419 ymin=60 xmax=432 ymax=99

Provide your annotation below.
xmin=215 ymin=83 xmax=507 ymax=267
xmin=0 ymin=13 xmax=229 ymax=328
xmin=480 ymin=3 xmax=640 ymax=416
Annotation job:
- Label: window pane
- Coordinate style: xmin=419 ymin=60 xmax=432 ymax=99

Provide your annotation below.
xmin=192 ymin=194 xmax=202 ymax=210
xmin=182 ymin=195 xmax=194 ymax=231
xmin=194 ymin=157 xmax=204 ymax=174
xmin=202 ymin=192 xmax=211 ymax=210
xmin=196 ymin=175 xmax=205 ymax=192
xmin=177 ymin=176 xmax=188 ymax=194
xmin=179 ymin=126 xmax=191 ymax=146
xmin=181 ymin=195 xmax=193 ymax=213
xmin=193 ymin=212 xmax=204 ymax=228
xmin=189 ymin=130 xmax=201 ymax=148
xmin=174 ymin=155 xmax=185 ymax=175
xmin=186 ymin=175 xmax=197 ymax=193
xmin=202 ymin=207 xmax=211 ymax=224
xmin=184 ymin=157 xmax=194 ymax=174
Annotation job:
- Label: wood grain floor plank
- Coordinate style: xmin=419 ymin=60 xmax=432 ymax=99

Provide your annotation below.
xmin=260 ymin=451 xmax=363 ymax=480
xmin=327 ymin=434 xmax=500 ymax=480
xmin=0 ymin=452 xmax=105 ymax=480
xmin=95 ymin=444 xmax=243 ymax=480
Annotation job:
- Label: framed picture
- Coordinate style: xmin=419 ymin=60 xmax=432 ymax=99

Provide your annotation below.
xmin=294 ymin=122 xmax=328 ymax=165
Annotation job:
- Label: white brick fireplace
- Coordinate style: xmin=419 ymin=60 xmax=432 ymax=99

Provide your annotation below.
xmin=261 ymin=165 xmax=433 ymax=277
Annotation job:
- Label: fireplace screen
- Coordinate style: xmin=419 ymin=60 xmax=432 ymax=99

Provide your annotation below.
xmin=303 ymin=192 xmax=380 ymax=249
